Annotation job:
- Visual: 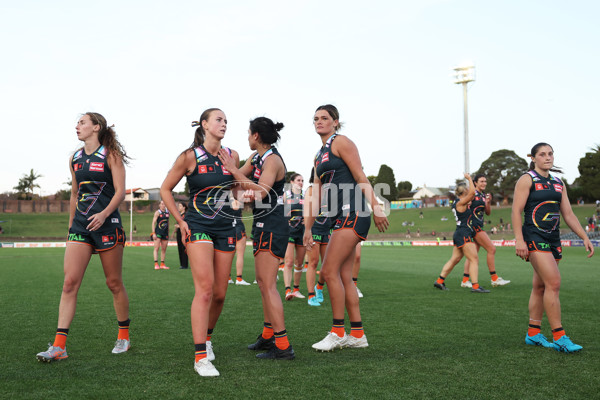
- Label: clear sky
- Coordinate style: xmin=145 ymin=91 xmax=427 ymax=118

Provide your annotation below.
xmin=1 ymin=0 xmax=598 ymax=196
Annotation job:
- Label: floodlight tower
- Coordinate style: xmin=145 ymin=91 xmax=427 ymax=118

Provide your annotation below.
xmin=453 ymin=63 xmax=475 ymax=173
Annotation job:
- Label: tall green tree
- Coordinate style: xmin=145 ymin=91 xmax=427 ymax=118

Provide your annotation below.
xmin=375 ymin=164 xmax=398 ymax=201
xmin=13 ymin=169 xmax=43 ymax=200
xmin=475 ymin=150 xmax=527 ymax=204
xmin=397 ymin=181 xmax=413 ymax=198
xmin=55 ymin=179 xmax=72 ymax=201
xmin=577 ymin=145 xmax=600 ymax=201
xmin=367 ymin=175 xmax=377 ymax=187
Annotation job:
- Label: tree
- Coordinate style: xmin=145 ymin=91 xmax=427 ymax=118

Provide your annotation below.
xmin=397 ymin=181 xmax=412 ymax=198
xmin=374 ymin=164 xmax=398 ymax=202
xmin=367 ymin=175 xmax=377 ymax=187
xmin=475 ymin=150 xmax=527 ymax=205
xmin=55 ymin=179 xmax=72 ymax=201
xmin=577 ymin=145 xmax=600 ymax=201
xmin=13 ymin=169 xmax=43 ymax=200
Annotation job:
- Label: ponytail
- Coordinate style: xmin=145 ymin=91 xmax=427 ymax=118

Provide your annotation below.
xmin=190 ymin=108 xmax=222 ymax=149
xmin=86 ymin=112 xmax=130 ymax=165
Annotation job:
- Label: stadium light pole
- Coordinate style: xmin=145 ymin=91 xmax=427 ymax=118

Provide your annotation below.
xmin=453 ymin=63 xmax=475 ymax=173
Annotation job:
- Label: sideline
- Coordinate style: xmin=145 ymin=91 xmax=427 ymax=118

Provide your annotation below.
xmin=2 ymin=239 xmax=598 ymax=249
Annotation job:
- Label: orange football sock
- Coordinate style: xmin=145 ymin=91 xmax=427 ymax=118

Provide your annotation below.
xmin=274 ymin=330 xmax=290 ymax=350
xmin=472 ymin=283 xmax=480 ymax=290
xmin=316 ymin=282 xmax=324 ymax=290
xmin=117 ymin=319 xmax=130 ymax=340
xmin=527 ymin=324 xmax=541 ymax=337
xmin=194 ymin=343 xmax=207 ymax=362
xmin=552 ymin=327 xmax=565 ymax=341
xmin=53 ymin=329 xmax=68 ymax=349
xmin=350 ymin=321 xmax=364 ymax=338
xmin=262 ymin=322 xmax=274 ymax=339
xmin=490 ymin=271 xmax=498 ymax=281
xmin=436 ymin=276 xmax=445 ymax=284
xmin=331 ymin=319 xmax=345 ymax=338
xmin=462 ymin=274 xmax=470 ymax=283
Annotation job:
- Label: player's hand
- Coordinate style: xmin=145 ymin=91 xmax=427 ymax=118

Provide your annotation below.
xmin=241 ymin=189 xmax=255 ymax=203
xmin=218 ymin=149 xmax=237 ymax=173
xmin=303 ymin=229 xmax=314 ymax=250
xmin=86 ymin=213 xmax=106 ymax=231
xmin=179 ymin=221 xmax=190 ymax=241
xmin=515 ymin=238 xmax=529 ymax=260
xmin=373 ymin=205 xmax=389 ymax=232
xmin=584 ymin=238 xmax=595 ymax=258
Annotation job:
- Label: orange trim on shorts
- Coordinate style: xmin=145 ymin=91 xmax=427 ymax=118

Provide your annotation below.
xmin=333 ymin=214 xmax=366 ymax=241
xmin=253 ymin=231 xmax=283 ymax=260
xmin=95 ymin=228 xmax=126 ymax=252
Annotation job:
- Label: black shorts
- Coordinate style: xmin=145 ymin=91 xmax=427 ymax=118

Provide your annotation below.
xmin=253 ymin=231 xmax=287 ymax=259
xmin=332 ymin=212 xmax=370 ymax=241
xmin=155 ymin=233 xmax=169 ymax=240
xmin=472 ymin=224 xmax=484 ymax=234
xmin=526 ymin=240 xmax=563 ymax=261
xmin=312 ymin=232 xmax=330 ymax=245
xmin=288 ymin=231 xmax=304 ymax=245
xmin=236 ymin=229 xmax=246 ymax=242
xmin=67 ymin=227 xmax=126 ymax=252
xmin=453 ymin=227 xmax=475 ymax=248
xmin=185 ymin=229 xmax=236 ymax=253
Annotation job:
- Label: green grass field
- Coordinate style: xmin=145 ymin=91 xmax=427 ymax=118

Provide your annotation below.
xmin=1 ymin=203 xmax=596 ymax=241
xmin=1 ymin=246 xmax=598 ymax=399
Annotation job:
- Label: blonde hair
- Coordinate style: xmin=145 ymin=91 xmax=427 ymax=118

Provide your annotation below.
xmin=455 ymin=183 xmax=468 ymax=197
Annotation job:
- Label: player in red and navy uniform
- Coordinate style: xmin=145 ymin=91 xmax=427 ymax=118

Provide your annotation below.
xmin=433 ymin=173 xmax=489 ymax=293
xmin=160 ymin=108 xmax=239 ymax=377
xmin=461 ymin=175 xmax=511 ymax=288
xmin=304 ymin=105 xmax=388 ymax=352
xmin=219 ymin=116 xmax=295 ymax=361
xmin=151 ymin=200 xmax=170 ymax=269
xmin=283 ymin=173 xmax=307 ymax=301
xmin=37 ymin=112 xmax=131 ymax=363
xmin=512 ymin=142 xmax=594 ymax=353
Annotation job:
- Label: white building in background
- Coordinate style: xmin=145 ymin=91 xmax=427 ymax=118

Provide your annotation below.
xmin=125 ymin=188 xmax=149 ymax=202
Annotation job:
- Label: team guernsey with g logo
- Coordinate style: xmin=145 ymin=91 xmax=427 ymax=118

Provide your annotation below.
xmin=155 ymin=209 xmax=170 ymax=239
xmin=250 ymin=148 xmax=288 ymax=259
xmin=314 ymin=134 xmax=370 ymax=240
xmin=68 ymin=145 xmax=126 ymax=251
xmin=469 ymin=190 xmax=486 ymax=234
xmin=184 ymin=145 xmax=236 ymax=252
xmin=451 ymin=201 xmax=474 ymax=248
xmin=523 ymin=170 xmax=563 ymax=260
xmin=286 ymin=190 xmax=304 ymax=244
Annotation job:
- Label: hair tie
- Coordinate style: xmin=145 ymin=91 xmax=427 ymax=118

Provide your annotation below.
xmin=527 ymin=154 xmax=532 ymax=157
xmin=191 ymin=121 xmax=200 ymax=127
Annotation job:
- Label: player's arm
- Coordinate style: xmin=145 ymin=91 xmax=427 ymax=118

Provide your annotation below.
xmin=456 ymin=173 xmax=475 ymax=212
xmin=160 ymin=150 xmax=194 ymax=237
xmin=334 ymin=135 xmax=389 ymax=232
xmin=68 ymin=157 xmax=77 ymax=230
xmin=511 ymin=174 xmax=531 ymax=260
xmin=484 ymin=193 xmax=492 ymax=215
xmin=560 ymin=185 xmax=594 ymax=258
